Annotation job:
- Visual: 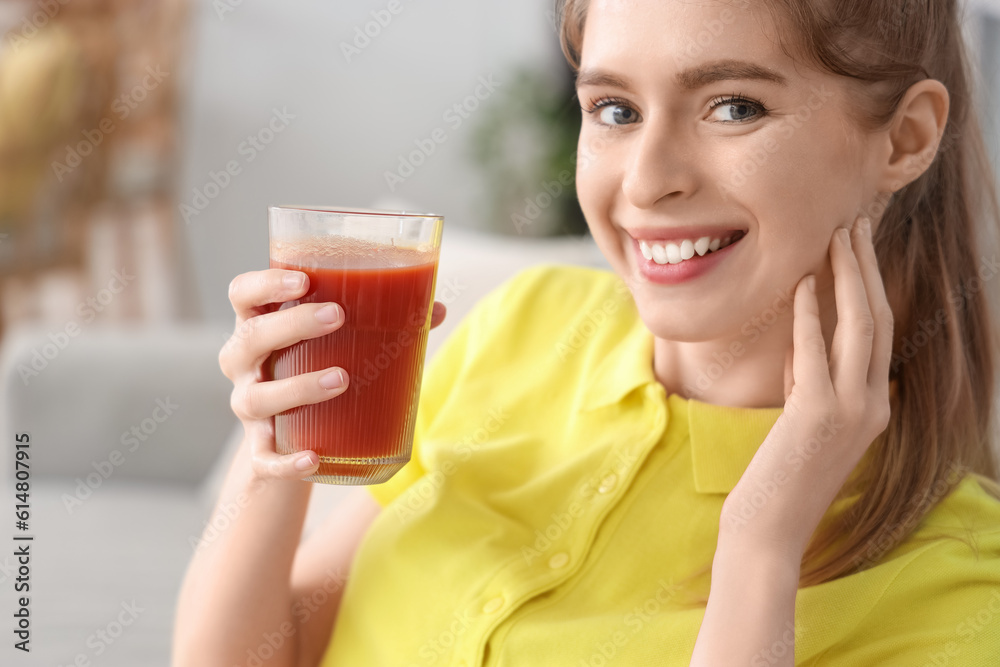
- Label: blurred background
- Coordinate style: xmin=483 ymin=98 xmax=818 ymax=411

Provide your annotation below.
xmin=0 ymin=0 xmax=997 ymax=664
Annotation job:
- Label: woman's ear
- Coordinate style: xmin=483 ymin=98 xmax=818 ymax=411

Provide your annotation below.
xmin=876 ymin=78 xmax=950 ymax=194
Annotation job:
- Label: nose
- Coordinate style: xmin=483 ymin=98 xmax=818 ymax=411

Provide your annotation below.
xmin=620 ymin=121 xmax=698 ymax=209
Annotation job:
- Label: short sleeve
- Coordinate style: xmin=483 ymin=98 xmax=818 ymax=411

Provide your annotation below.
xmin=365 ymin=267 xmax=542 ymax=507
xmin=815 ymin=531 xmax=1000 ymax=665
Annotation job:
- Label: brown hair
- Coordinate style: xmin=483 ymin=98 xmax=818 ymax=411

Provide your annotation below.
xmin=557 ymin=0 xmax=1000 ymax=589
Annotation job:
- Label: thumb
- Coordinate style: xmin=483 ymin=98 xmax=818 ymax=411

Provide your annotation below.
xmin=430 ymin=301 xmax=447 ymax=330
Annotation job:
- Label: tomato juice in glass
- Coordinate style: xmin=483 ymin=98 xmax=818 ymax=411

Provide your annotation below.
xmin=265 ymin=207 xmax=443 ymax=485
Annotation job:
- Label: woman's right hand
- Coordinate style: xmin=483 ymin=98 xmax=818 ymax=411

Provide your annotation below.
xmin=219 ymin=269 xmax=447 ymax=482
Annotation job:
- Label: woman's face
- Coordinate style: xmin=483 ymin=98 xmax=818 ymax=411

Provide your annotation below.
xmin=576 ymin=0 xmax=885 ymax=342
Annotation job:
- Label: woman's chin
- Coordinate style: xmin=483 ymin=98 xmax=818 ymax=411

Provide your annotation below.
xmin=635 ymin=308 xmax=737 ymax=344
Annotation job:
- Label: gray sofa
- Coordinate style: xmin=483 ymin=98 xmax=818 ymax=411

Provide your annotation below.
xmin=0 ymin=225 xmax=608 ymax=665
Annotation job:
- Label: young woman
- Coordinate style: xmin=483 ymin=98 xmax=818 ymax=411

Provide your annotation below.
xmin=174 ymin=1 xmax=1000 ymax=665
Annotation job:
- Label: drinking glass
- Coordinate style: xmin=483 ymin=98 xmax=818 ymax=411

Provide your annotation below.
xmin=266 ymin=205 xmax=443 ymax=485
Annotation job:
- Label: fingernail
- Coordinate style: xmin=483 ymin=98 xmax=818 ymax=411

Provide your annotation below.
xmin=315 ymin=304 xmax=342 ymax=324
xmin=838 ymin=228 xmax=851 ymax=244
xmin=284 ymin=273 xmax=305 ymax=290
xmin=807 ymin=275 xmax=816 ymax=293
xmin=295 ymin=454 xmax=317 ymax=470
xmin=319 ymin=369 xmax=346 ymax=389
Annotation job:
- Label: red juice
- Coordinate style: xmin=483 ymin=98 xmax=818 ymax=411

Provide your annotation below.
xmin=266 ymin=238 xmax=439 ymax=484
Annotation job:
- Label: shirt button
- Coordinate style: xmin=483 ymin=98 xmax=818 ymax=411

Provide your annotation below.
xmin=482 ymin=596 xmax=505 ymax=614
xmin=548 ymin=552 xmax=570 ymax=569
xmin=598 ymin=473 xmax=618 ymax=494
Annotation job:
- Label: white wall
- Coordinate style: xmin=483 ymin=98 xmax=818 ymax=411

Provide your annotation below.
xmin=177 ymin=0 xmax=566 ymax=322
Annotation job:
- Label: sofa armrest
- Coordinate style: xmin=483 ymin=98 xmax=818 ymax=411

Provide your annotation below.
xmin=0 ymin=323 xmax=237 ymax=485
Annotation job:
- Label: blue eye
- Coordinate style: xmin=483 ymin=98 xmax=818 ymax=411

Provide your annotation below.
xmin=708 ymin=95 xmax=768 ymax=123
xmin=584 ymin=97 xmax=641 ymax=127
xmin=599 ymin=105 xmax=640 ymax=126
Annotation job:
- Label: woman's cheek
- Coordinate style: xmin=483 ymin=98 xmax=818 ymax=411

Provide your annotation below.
xmin=577 ymin=135 xmax=617 ymax=184
xmin=701 ymin=129 xmax=791 ymax=213
xmin=576 ymin=136 xmax=619 ymax=222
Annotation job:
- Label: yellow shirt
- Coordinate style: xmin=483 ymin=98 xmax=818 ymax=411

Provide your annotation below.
xmin=320 ymin=264 xmax=1000 ymax=666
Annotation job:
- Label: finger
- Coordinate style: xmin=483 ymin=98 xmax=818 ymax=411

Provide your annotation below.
xmin=221 ymin=301 xmax=344 ymax=378
xmin=430 ymin=301 xmax=447 ymax=330
xmin=783 ymin=345 xmax=794 ymax=402
xmin=231 ymin=367 xmax=349 ymax=421
xmin=851 ymin=217 xmax=894 ymax=391
xmin=229 ymin=270 xmax=310 ymax=323
xmin=247 ymin=421 xmax=319 ymax=481
xmin=828 ymin=219 xmax=875 ymax=393
xmin=792 ymin=275 xmax=832 ymax=394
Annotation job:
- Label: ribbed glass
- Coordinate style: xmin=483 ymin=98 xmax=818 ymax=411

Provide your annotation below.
xmin=266 ymin=206 xmax=443 ymax=485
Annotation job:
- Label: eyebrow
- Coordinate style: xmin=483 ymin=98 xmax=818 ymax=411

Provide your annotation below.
xmin=576 ymin=59 xmax=788 ymax=91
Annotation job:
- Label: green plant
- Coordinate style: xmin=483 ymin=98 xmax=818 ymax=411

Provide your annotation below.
xmin=468 ymin=62 xmax=587 ymax=237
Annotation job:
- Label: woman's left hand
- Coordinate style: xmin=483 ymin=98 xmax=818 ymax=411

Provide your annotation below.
xmin=720 ymin=214 xmax=894 ymax=559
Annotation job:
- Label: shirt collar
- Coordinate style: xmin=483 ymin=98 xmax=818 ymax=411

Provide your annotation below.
xmin=682 ymin=394 xmax=784 ymax=494
xmin=578 ymin=310 xmax=657 ymax=413
xmin=578 ymin=307 xmax=784 ymax=495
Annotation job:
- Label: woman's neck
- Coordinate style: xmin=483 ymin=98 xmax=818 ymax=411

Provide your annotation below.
xmin=652 ymin=276 xmax=838 ymax=409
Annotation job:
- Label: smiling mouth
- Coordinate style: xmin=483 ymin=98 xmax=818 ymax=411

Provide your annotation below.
xmin=638 ymin=230 xmax=747 ymax=265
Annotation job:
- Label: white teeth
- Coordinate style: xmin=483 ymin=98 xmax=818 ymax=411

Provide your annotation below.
xmin=639 ymin=233 xmax=740 ymax=265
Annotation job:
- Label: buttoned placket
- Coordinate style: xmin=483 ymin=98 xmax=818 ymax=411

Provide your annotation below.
xmin=454 ymin=382 xmax=670 ymax=666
